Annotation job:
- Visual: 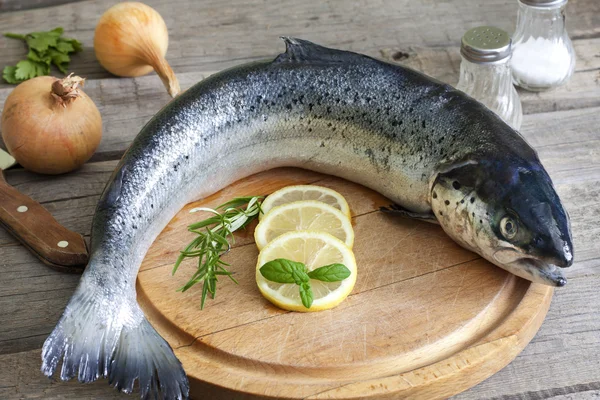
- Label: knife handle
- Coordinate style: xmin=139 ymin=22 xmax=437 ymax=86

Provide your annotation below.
xmin=0 ymin=171 xmax=88 ymax=273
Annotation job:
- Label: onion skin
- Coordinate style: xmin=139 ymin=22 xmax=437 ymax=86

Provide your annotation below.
xmin=94 ymin=2 xmax=180 ymax=97
xmin=1 ymin=76 xmax=102 ymax=175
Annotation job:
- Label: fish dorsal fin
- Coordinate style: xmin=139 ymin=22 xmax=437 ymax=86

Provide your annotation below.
xmin=275 ymin=37 xmax=373 ymax=64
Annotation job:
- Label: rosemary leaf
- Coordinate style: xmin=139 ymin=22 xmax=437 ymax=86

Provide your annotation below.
xmin=173 ymin=195 xmax=263 ymax=308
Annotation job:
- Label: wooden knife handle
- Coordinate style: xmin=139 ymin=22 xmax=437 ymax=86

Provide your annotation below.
xmin=0 ymin=172 xmax=88 ymax=273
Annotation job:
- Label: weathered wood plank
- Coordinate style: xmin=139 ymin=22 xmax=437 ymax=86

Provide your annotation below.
xmin=0 ymin=348 xmax=127 ymax=399
xmin=0 ymin=160 xmax=115 ymax=247
xmin=547 ymin=391 xmax=600 ymax=400
xmin=0 ymin=145 xmax=598 ymax=354
xmin=1 ymin=273 xmax=597 ymax=399
xmin=0 ymin=0 xmax=598 ymax=398
xmin=1 ymin=38 xmax=598 ymax=163
xmin=0 ymin=0 xmax=598 ymax=87
xmin=0 ymin=0 xmax=81 ymax=12
xmin=455 ymin=274 xmax=600 ymax=400
xmin=381 ymin=38 xmax=600 ymax=115
xmin=0 ymin=105 xmax=597 ymax=251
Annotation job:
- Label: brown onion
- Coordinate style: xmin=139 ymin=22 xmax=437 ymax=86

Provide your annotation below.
xmin=1 ymin=74 xmax=102 ymax=175
xmin=94 ymin=2 xmax=180 ymax=97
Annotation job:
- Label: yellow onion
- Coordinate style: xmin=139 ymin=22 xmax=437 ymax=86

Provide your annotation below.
xmin=1 ymin=74 xmax=102 ymax=175
xmin=94 ymin=2 xmax=180 ymax=97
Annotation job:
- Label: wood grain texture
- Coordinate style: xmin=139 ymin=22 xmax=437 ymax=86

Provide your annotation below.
xmin=0 ymin=0 xmax=81 ymax=12
xmin=0 ymin=0 xmax=598 ymax=398
xmin=3 ymin=274 xmax=599 ymax=399
xmin=0 ymin=96 xmax=598 ymax=397
xmin=0 ymin=106 xmax=596 ymax=275
xmin=1 ymin=39 xmax=598 ymax=161
xmin=1 ymin=39 xmax=597 ymax=160
xmin=0 ymin=173 xmax=88 ymax=270
xmin=0 ymin=0 xmax=598 ymax=85
xmin=136 ymin=168 xmax=552 ymax=399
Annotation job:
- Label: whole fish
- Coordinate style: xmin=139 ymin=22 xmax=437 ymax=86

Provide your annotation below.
xmin=42 ymin=38 xmax=573 ymax=399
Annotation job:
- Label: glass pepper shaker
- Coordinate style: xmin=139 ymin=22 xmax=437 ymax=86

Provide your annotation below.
xmin=456 ymin=26 xmax=523 ymax=130
xmin=511 ymin=0 xmax=576 ymax=91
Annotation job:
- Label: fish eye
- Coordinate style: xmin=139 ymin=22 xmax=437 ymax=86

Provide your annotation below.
xmin=500 ymin=216 xmax=518 ymax=240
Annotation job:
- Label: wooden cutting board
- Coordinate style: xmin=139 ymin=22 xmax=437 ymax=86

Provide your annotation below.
xmin=138 ymin=168 xmax=553 ymax=400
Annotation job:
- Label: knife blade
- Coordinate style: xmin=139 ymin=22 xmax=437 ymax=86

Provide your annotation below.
xmin=0 ymin=148 xmax=88 ymax=272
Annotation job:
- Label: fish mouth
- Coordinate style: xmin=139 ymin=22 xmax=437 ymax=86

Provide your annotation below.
xmin=513 ymin=258 xmax=567 ymax=287
xmin=493 ymin=249 xmax=567 ymax=287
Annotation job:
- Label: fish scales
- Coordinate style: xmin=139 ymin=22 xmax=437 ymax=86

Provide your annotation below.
xmin=42 ymin=38 xmax=573 ymax=399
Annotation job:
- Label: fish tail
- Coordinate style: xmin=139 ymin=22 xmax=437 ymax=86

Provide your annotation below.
xmin=41 ymin=283 xmax=189 ymax=399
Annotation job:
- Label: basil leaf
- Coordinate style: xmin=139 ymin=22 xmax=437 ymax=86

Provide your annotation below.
xmin=291 ymin=268 xmax=310 ymax=285
xmin=308 ymin=263 xmax=351 ymax=282
xmin=260 ymin=258 xmax=305 ymax=284
xmin=299 ymin=282 xmax=313 ymax=309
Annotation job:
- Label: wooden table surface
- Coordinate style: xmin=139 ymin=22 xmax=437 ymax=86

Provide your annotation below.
xmin=0 ymin=0 xmax=598 ymax=399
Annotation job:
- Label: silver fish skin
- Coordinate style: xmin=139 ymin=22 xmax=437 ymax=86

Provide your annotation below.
xmin=41 ymin=38 xmax=573 ymax=399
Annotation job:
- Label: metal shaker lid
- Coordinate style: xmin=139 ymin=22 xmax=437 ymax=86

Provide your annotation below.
xmin=518 ymin=0 xmax=567 ymax=7
xmin=460 ymin=26 xmax=512 ymax=64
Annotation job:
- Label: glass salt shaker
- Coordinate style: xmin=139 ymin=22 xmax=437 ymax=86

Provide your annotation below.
xmin=511 ymin=0 xmax=576 ymax=91
xmin=456 ymin=26 xmax=523 ymax=130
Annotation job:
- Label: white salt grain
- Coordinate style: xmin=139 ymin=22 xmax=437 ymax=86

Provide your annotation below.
xmin=511 ymin=37 xmax=573 ymax=86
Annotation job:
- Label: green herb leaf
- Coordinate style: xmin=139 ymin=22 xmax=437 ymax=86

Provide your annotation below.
xmin=292 ymin=268 xmax=310 ymax=285
xmin=48 ymin=49 xmax=71 ymax=73
xmin=14 ymin=59 xmax=49 ymax=81
xmin=2 ymin=66 xmax=19 ymax=84
xmin=299 ymin=282 xmax=313 ymax=309
xmin=173 ymin=195 xmax=264 ymax=308
xmin=45 ymin=27 xmax=64 ymax=37
xmin=4 ymin=32 xmax=26 ymax=40
xmin=26 ymin=32 xmax=59 ymax=53
xmin=62 ymin=37 xmax=83 ymax=52
xmin=259 ymin=261 xmax=351 ymax=310
xmin=3 ymin=27 xmax=81 ymax=83
xmin=307 ymin=263 xmax=351 ymax=282
xmin=26 ymin=49 xmax=50 ymax=64
xmin=55 ymin=40 xmax=74 ymax=54
xmin=259 ymin=258 xmax=308 ymax=284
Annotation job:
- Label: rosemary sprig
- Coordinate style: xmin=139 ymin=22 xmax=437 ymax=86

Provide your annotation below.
xmin=173 ymin=196 xmax=263 ymax=308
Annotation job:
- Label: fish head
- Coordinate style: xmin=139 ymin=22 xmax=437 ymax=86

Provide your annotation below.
xmin=430 ymin=159 xmax=573 ymax=287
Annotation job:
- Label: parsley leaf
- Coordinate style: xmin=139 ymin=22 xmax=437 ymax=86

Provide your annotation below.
xmin=25 ymin=33 xmax=59 ymax=53
xmin=4 ymin=33 xmax=25 ymax=40
xmin=2 ymin=66 xmax=18 ymax=84
xmin=48 ymin=49 xmax=71 ymax=73
xmin=57 ymin=37 xmax=82 ymax=53
xmin=56 ymin=40 xmax=74 ymax=54
xmin=26 ymin=49 xmax=49 ymax=64
xmin=3 ymin=27 xmax=81 ymax=84
xmin=13 ymin=60 xmax=50 ymax=81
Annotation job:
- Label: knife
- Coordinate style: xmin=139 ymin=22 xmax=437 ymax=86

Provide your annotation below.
xmin=0 ymin=148 xmax=89 ymax=272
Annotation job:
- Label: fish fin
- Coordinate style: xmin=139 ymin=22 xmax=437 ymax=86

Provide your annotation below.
xmin=380 ymin=204 xmax=439 ymax=224
xmin=41 ymin=286 xmax=189 ymax=399
xmin=275 ymin=37 xmax=374 ymax=64
xmin=97 ymin=164 xmax=128 ymax=211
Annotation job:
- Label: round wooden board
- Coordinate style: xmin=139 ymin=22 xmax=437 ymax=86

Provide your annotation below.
xmin=137 ymin=168 xmax=553 ymax=400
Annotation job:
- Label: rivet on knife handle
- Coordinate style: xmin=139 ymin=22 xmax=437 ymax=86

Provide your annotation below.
xmin=0 ymin=173 xmax=88 ymax=272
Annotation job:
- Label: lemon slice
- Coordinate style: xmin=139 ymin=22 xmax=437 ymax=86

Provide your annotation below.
xmin=256 ymin=231 xmax=357 ymax=312
xmin=254 ymin=200 xmax=354 ymax=250
xmin=259 ymin=185 xmax=351 ymax=220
